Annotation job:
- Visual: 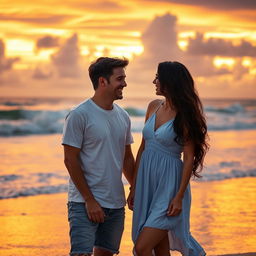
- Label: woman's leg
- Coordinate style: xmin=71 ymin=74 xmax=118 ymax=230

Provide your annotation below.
xmin=154 ymin=234 xmax=170 ymax=256
xmin=134 ymin=227 xmax=170 ymax=256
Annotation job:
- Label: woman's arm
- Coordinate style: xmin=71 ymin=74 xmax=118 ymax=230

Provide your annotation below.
xmin=167 ymin=141 xmax=194 ymax=216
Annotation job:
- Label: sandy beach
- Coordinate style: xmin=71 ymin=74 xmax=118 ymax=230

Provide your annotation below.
xmin=1 ymin=179 xmax=256 ymax=256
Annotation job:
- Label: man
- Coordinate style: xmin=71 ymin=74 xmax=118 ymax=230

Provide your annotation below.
xmin=62 ymin=57 xmax=135 ymax=256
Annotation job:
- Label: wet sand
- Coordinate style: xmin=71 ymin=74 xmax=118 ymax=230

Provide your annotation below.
xmin=0 ymin=178 xmax=256 ymax=256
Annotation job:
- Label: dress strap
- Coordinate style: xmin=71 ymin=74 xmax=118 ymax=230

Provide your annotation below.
xmin=154 ymin=100 xmax=164 ymax=114
xmin=146 ymin=100 xmax=164 ymax=123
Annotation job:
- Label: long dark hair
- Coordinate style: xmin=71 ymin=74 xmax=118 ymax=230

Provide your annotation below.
xmin=158 ymin=61 xmax=209 ymax=177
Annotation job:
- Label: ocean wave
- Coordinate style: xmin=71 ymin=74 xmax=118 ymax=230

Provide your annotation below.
xmin=0 ymin=173 xmax=68 ymax=199
xmin=2 ymin=100 xmax=37 ymax=107
xmin=202 ymin=169 xmax=256 ymax=181
xmin=0 ymin=100 xmax=256 ymax=136
xmin=0 ymin=110 xmax=67 ymax=136
xmin=205 ymin=103 xmax=245 ymax=114
xmin=125 ymin=107 xmax=145 ymax=117
xmin=0 ymin=109 xmax=68 ymax=120
xmin=0 ymin=184 xmax=68 ymax=199
xmin=1 ymin=115 xmax=256 ymax=136
xmin=0 ymin=168 xmax=256 ymax=199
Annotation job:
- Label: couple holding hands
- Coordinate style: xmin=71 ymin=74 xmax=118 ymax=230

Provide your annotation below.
xmin=62 ymin=57 xmax=208 ymax=256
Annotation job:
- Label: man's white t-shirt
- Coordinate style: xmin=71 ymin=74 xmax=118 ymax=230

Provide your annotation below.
xmin=62 ymin=99 xmax=133 ymax=209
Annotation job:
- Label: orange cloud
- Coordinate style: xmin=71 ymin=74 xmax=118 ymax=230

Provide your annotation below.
xmin=0 ymin=39 xmax=20 ymax=74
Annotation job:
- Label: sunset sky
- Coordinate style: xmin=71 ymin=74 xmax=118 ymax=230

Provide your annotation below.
xmin=0 ymin=0 xmax=256 ymax=99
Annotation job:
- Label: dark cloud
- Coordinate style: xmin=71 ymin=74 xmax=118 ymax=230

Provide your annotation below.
xmin=125 ymin=11 xmax=255 ymax=99
xmin=187 ymin=33 xmax=256 ymax=57
xmin=128 ymin=13 xmax=183 ymax=93
xmin=129 ymin=13 xmax=228 ymax=81
xmin=36 ymin=36 xmax=59 ymax=49
xmin=32 ymin=67 xmax=53 ymax=80
xmin=232 ymin=60 xmax=250 ymax=80
xmin=130 ymin=13 xmax=182 ymax=75
xmin=143 ymin=0 xmax=256 ymax=10
xmin=128 ymin=12 xmax=253 ymax=93
xmin=51 ymin=34 xmax=83 ymax=78
xmin=182 ymin=56 xmax=231 ymax=77
xmin=0 ymin=39 xmax=19 ymax=74
xmin=141 ymin=13 xmax=181 ymax=62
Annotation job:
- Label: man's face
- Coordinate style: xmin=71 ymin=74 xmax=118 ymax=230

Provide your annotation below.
xmin=106 ymin=67 xmax=127 ymax=100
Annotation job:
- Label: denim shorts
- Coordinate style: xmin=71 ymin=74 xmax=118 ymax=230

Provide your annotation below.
xmin=67 ymin=201 xmax=125 ymax=255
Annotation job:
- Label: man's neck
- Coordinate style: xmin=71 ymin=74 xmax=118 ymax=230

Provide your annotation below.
xmin=91 ymin=95 xmax=114 ymax=110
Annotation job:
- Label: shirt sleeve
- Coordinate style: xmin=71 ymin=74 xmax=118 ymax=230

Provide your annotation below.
xmin=126 ymin=116 xmax=134 ymax=145
xmin=62 ymin=110 xmax=85 ymax=149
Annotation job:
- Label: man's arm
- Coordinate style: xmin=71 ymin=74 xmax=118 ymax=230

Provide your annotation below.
xmin=122 ymin=144 xmax=135 ymax=185
xmin=63 ymin=144 xmax=105 ymax=223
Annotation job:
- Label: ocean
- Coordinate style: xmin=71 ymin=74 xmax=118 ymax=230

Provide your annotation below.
xmin=0 ymin=97 xmax=256 ymax=199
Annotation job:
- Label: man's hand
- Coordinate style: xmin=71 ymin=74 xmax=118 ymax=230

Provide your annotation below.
xmin=85 ymin=198 xmax=105 ymax=223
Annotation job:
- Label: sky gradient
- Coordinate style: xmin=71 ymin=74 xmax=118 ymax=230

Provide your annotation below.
xmin=0 ymin=0 xmax=256 ymax=98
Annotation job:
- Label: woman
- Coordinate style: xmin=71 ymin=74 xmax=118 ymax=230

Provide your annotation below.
xmin=127 ymin=61 xmax=209 ymax=256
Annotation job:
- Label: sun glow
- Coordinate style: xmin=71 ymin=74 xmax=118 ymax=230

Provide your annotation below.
xmin=250 ymin=68 xmax=256 ymax=75
xmin=213 ymin=57 xmax=235 ymax=68
xmin=179 ymin=31 xmax=196 ymax=39
xmin=178 ymin=40 xmax=188 ymax=51
xmin=205 ymin=32 xmax=256 ymax=42
xmin=6 ymin=39 xmax=34 ymax=57
xmin=242 ymin=58 xmax=252 ymax=67
xmin=35 ymin=49 xmax=56 ymax=61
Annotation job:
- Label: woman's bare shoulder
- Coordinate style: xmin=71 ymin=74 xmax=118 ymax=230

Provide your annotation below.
xmin=144 ymin=99 xmax=162 ymax=121
xmin=147 ymin=99 xmax=162 ymax=112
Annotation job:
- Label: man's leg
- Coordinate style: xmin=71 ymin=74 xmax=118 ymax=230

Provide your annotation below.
xmin=94 ymin=207 xmax=125 ymax=256
xmin=68 ymin=202 xmax=98 ymax=256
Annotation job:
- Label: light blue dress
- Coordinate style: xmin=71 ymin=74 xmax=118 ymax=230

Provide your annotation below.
xmin=132 ymin=111 xmax=206 ymax=256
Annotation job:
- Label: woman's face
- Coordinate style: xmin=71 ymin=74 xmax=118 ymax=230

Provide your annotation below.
xmin=153 ymin=74 xmax=163 ymax=96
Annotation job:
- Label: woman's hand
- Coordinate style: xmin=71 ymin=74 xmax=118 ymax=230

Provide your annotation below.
xmin=127 ymin=189 xmax=135 ymax=211
xmin=167 ymin=195 xmax=182 ymax=216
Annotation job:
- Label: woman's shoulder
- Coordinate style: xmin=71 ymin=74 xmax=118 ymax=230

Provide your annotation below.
xmin=147 ymin=99 xmax=162 ymax=112
xmin=145 ymin=99 xmax=162 ymax=120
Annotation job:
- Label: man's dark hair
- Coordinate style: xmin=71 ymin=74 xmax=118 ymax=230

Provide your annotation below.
xmin=88 ymin=57 xmax=129 ymax=90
